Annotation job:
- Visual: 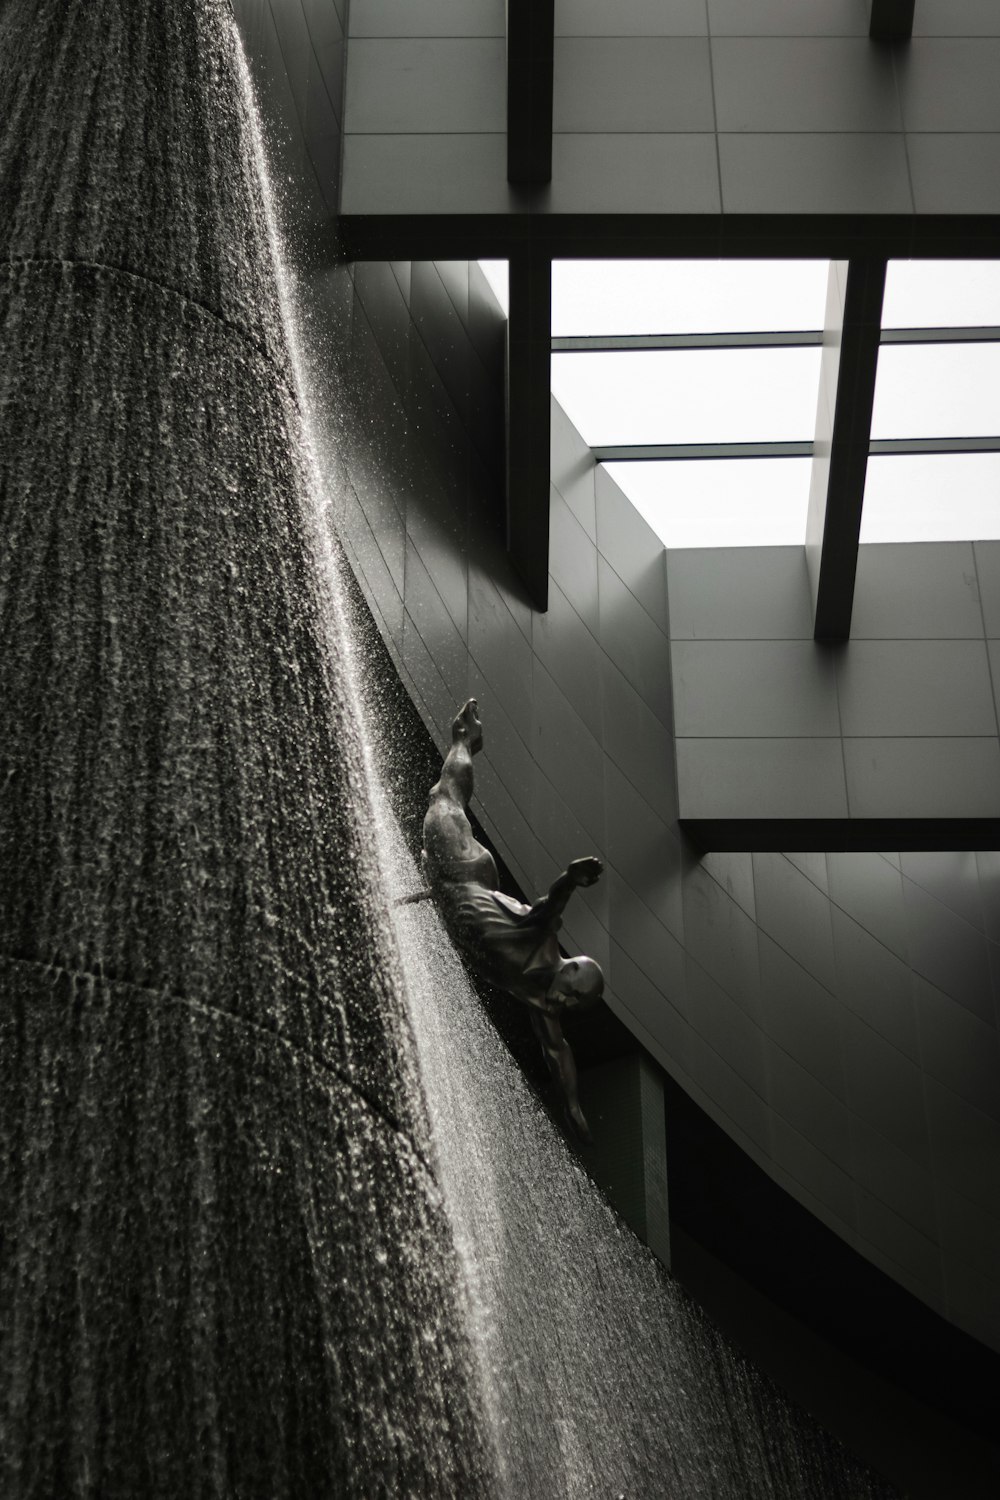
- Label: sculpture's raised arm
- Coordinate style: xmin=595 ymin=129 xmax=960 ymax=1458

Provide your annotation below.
xmin=531 ymin=856 xmax=604 ymax=926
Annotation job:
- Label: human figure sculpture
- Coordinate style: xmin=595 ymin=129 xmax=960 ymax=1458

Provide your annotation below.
xmin=420 ymin=699 xmax=605 ymax=1142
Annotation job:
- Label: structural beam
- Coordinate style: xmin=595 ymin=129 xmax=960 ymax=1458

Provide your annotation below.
xmin=336 ymin=213 xmax=1000 ymax=265
xmin=868 ymin=0 xmax=916 ymax=42
xmin=507 ymin=248 xmax=551 ymax=610
xmin=882 ymin=325 xmax=1000 ymax=344
xmin=554 ymin=331 xmax=823 ymax=352
xmin=593 ymin=436 xmax=1000 ymax=463
xmin=557 ymin=327 xmax=1000 ymax=353
xmin=594 ymin=442 xmax=813 ymax=462
xmin=806 ymin=258 xmax=887 ymax=640
xmin=680 ymin=818 xmax=1000 ymax=854
xmin=506 ymin=0 xmax=555 ymax=185
xmin=871 ymin=436 xmax=1000 ymax=455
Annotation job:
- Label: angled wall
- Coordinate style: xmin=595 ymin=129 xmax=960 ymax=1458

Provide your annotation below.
xmin=402 ymin=379 xmax=1000 ymax=1361
xmin=294 ymin=238 xmax=1000 ymax=1483
xmin=234 ymin=0 xmax=1000 ymax=1483
xmin=307 ymin=222 xmax=1000 ymax=1363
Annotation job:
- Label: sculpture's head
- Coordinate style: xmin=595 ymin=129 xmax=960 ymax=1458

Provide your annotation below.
xmin=549 ymin=956 xmax=604 ymax=1008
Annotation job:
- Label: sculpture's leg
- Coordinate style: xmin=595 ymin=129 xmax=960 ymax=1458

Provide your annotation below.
xmin=0 ymin=3 xmax=496 ymax=1496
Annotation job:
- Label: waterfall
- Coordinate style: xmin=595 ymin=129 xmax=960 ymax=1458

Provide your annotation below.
xmin=0 ymin=2 xmax=497 ymax=1494
xmin=338 ymin=600 xmax=900 ymax=1500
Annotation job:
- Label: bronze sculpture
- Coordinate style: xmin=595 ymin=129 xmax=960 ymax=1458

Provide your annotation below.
xmin=420 ymin=700 xmax=604 ymax=1142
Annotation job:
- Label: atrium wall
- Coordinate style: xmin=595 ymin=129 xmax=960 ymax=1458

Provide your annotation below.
xmin=234 ymin=0 xmax=1000 ymax=1369
xmin=333 ymin=297 xmax=1000 ymax=1359
xmin=672 ymin=543 xmax=1000 ymax=823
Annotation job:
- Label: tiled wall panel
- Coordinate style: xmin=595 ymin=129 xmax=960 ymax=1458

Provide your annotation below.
xmin=557 ymin=0 xmax=708 ymax=36
xmin=671 ymin=546 xmax=1000 ymax=822
xmin=708 ymin=0 xmax=868 ymax=35
xmin=238 ymin=3 xmax=1000 ymax=1359
xmin=335 ymin=357 xmax=1000 ymax=1353
xmin=338 ymin=1 xmax=1000 ymax=218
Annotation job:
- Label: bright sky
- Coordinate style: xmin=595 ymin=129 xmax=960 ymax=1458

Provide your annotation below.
xmin=478 ymin=258 xmax=1000 ymax=548
xmin=478 ymin=259 xmax=509 ymax=315
xmin=872 ymin=344 xmax=1000 ymax=440
xmin=551 ymin=259 xmax=829 ymax=336
xmin=550 ymin=347 xmax=823 ymax=446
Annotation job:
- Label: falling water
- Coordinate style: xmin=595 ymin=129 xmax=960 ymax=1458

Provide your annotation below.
xmin=339 ymin=633 xmax=900 ymax=1500
xmin=0 ymin=1 xmax=497 ymax=1494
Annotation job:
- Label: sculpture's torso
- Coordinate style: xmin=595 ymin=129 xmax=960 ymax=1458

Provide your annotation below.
xmin=431 ymin=877 xmax=561 ymax=1008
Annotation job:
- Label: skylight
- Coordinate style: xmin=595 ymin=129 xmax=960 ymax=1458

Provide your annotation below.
xmin=545 ymin=257 xmax=1000 ymax=549
xmin=551 ymin=259 xmax=829 ymax=337
xmin=865 ymin=259 xmax=1000 ymax=544
xmin=606 ymin=459 xmax=813 ymax=550
xmin=551 ymin=348 xmax=822 ymax=448
xmin=881 ymin=260 xmax=1000 ymax=330
xmin=861 ymin=454 xmax=1000 ymax=544
xmin=871 ymin=344 xmax=1000 ymax=441
xmin=550 ymin=259 xmax=827 ymax=549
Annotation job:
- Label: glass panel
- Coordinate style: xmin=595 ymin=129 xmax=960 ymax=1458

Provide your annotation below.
xmin=862 ymin=454 xmax=1000 ymax=543
xmin=551 ymin=259 xmax=829 ymax=337
xmin=604 ymin=459 xmax=811 ymax=548
xmin=871 ymin=344 xmax=1000 ymax=440
xmin=477 ymin=259 xmax=509 ymax=316
xmin=882 ymin=260 xmax=1000 ymax=329
xmin=551 ymin=348 xmax=822 ymax=446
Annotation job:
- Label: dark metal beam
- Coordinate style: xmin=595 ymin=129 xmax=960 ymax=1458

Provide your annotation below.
xmin=593 ymin=442 xmax=813 ymax=462
xmin=553 ymin=331 xmax=823 ymax=352
xmin=336 ymin=212 xmax=1000 ymax=264
xmin=593 ymin=437 xmax=1000 ymax=464
xmin=806 ymin=258 xmax=887 ymax=641
xmin=557 ymin=327 xmax=1000 ymax=353
xmin=882 ymin=325 xmax=1000 ymax=344
xmin=869 ymin=0 xmax=915 ymax=42
xmin=871 ymin=436 xmax=1000 ymax=455
xmin=595 ymin=437 xmax=1000 ymax=465
xmin=680 ymin=817 xmax=1000 ymax=853
xmin=506 ymin=248 xmax=551 ymax=610
xmin=594 ymin=436 xmax=1000 ymax=464
xmin=506 ymin=0 xmax=554 ymax=185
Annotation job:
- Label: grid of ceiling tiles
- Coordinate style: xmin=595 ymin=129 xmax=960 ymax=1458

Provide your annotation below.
xmin=545 ymin=259 xmax=1000 ymax=548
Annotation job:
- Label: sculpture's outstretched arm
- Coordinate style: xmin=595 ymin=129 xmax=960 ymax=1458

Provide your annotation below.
xmin=529 ymin=856 xmax=603 ymax=925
